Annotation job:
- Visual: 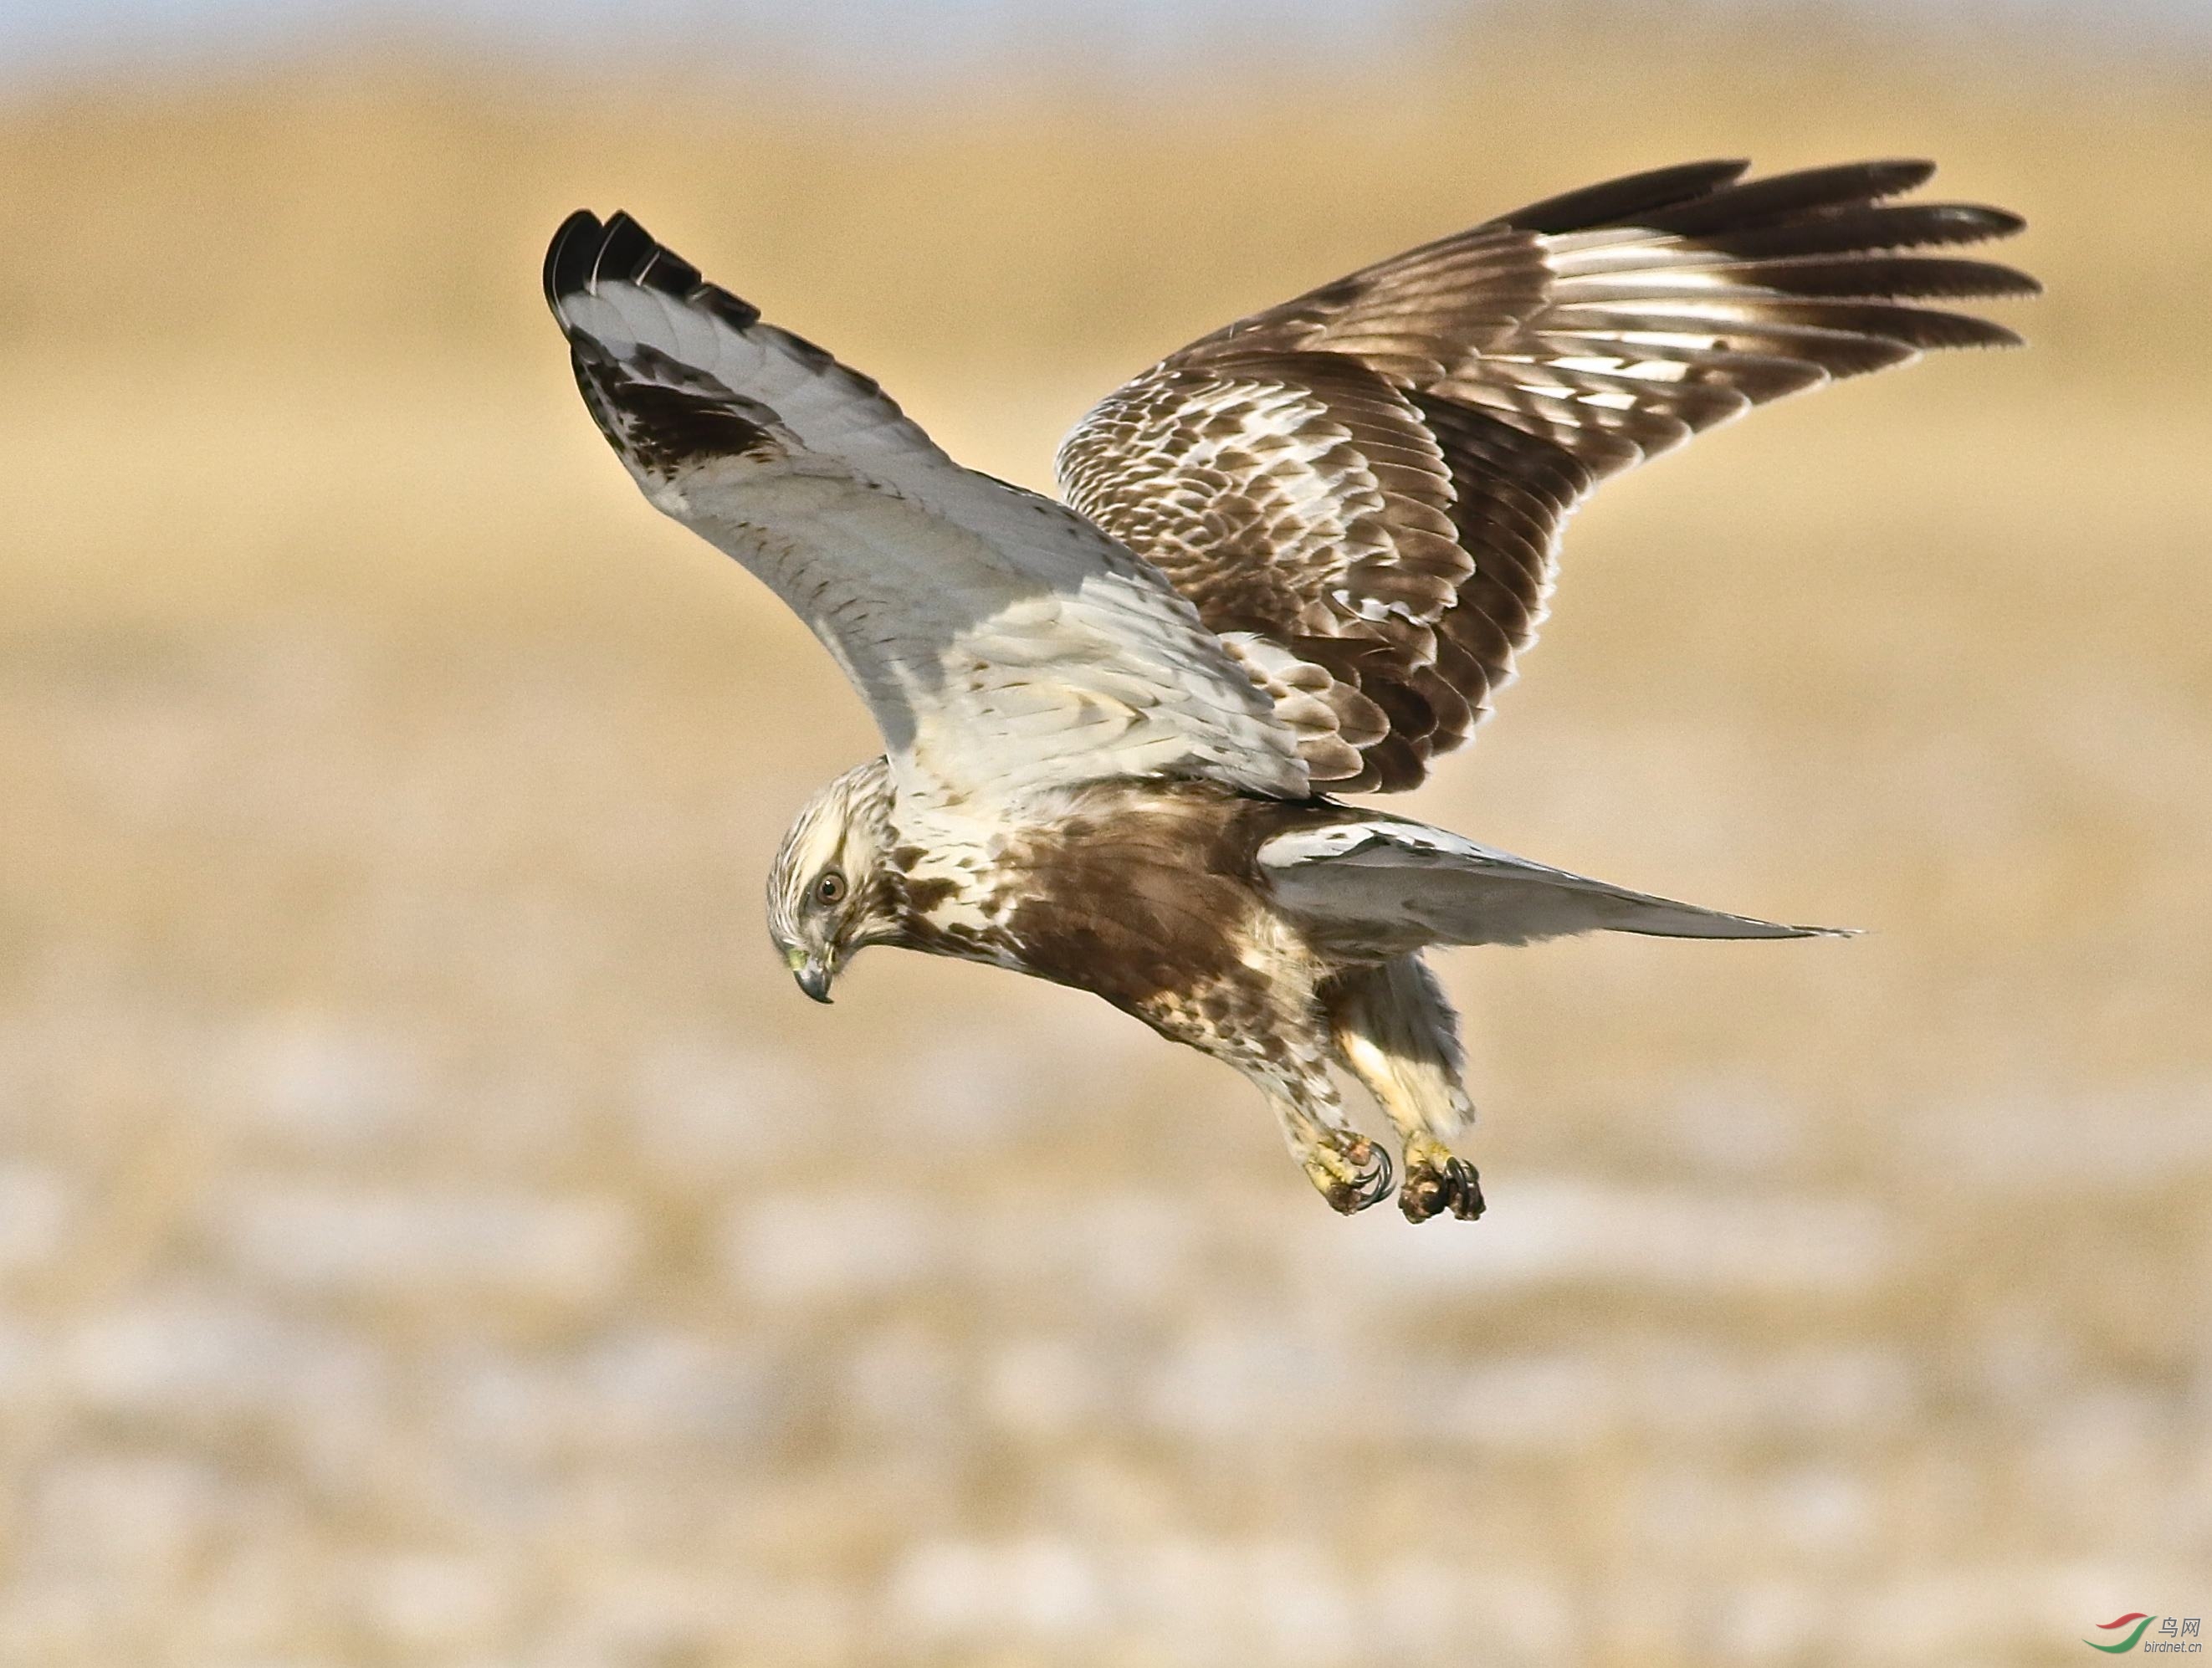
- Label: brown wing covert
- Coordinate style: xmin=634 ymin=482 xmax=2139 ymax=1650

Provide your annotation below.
xmin=1058 ymin=159 xmax=2035 ymax=792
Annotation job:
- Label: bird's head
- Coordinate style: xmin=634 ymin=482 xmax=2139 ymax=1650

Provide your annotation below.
xmin=765 ymin=757 xmax=900 ymax=1004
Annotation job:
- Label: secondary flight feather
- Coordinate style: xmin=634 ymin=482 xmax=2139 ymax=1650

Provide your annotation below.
xmin=545 ymin=159 xmax=2033 ymax=1220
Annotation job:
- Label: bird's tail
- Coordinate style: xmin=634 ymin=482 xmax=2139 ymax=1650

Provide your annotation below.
xmin=1262 ymin=815 xmax=1851 ymax=950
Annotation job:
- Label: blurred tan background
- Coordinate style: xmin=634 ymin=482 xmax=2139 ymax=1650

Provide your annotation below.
xmin=3 ymin=5 xmax=2209 ymax=1664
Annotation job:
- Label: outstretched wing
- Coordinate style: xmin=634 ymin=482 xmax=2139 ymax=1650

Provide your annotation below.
xmin=1260 ymin=816 xmax=1846 ymax=954
xmin=1058 ymin=159 xmax=2037 ymax=792
xmin=545 ymin=211 xmax=1309 ymax=806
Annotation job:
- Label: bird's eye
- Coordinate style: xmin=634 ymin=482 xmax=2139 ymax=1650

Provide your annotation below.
xmin=812 ymin=869 xmax=847 ymax=907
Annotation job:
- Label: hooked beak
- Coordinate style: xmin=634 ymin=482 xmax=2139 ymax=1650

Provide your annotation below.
xmin=786 ymin=945 xmax=834 ymax=1004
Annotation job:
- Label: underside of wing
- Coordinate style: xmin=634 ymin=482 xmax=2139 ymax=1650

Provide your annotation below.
xmin=545 ymin=211 xmax=1309 ymax=806
xmin=1260 ymin=817 xmax=1847 ymax=955
xmin=1059 ymin=159 xmax=2036 ymax=792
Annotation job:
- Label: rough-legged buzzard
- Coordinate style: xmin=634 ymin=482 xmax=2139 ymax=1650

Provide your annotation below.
xmin=545 ymin=159 xmax=2033 ymax=1220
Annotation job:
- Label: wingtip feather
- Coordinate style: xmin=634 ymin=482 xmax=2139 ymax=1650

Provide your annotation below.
xmin=544 ymin=207 xmax=606 ymax=317
xmin=1497 ymin=157 xmax=1753 ymax=233
xmin=543 ymin=208 xmax=764 ymax=338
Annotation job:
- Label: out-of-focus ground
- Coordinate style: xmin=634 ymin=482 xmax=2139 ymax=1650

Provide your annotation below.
xmin=2 ymin=17 xmax=2209 ymax=1665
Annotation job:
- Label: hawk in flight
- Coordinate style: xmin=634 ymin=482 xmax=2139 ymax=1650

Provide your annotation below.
xmin=545 ymin=159 xmax=2032 ymax=1220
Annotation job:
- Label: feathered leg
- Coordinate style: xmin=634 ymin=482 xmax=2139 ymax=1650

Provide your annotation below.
xmin=1324 ymin=956 xmax=1485 ymax=1223
xmin=1266 ymin=1066 xmax=1394 ymax=1215
xmin=1120 ymin=952 xmax=1393 ymax=1215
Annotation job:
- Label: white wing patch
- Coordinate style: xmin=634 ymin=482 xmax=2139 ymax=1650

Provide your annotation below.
xmin=546 ymin=211 xmax=1309 ymax=808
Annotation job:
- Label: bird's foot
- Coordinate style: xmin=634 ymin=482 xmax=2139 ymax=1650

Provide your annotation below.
xmin=1299 ymin=1128 xmax=1394 ymax=1215
xmin=1399 ymin=1134 xmax=1484 ymax=1223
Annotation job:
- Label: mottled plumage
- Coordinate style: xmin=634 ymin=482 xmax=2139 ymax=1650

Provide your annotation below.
xmin=1057 ymin=156 xmax=2035 ymax=791
xmin=544 ymin=159 xmax=2034 ymax=1219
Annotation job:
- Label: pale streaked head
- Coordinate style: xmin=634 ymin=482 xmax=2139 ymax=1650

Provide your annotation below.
xmin=765 ymin=757 xmax=902 ymax=1003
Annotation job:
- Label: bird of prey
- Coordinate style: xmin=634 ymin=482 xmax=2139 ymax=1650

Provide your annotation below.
xmin=545 ymin=159 xmax=2033 ymax=1221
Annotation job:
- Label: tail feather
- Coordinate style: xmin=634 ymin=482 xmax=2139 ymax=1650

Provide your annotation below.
xmin=1262 ymin=816 xmax=1851 ymax=953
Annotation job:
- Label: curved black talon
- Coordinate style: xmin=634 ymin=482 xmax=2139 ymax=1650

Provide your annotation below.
xmin=1401 ymin=1155 xmax=1484 ymax=1223
xmin=1313 ymin=1133 xmax=1394 ymax=1215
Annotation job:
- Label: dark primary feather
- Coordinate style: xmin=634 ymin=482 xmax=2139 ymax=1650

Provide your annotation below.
xmin=545 ymin=208 xmax=762 ymax=331
xmin=1490 ymin=158 xmax=1758 ymax=233
xmin=1057 ymin=158 xmax=2037 ymax=794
